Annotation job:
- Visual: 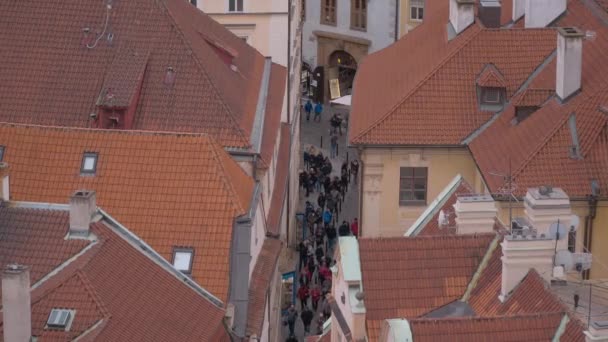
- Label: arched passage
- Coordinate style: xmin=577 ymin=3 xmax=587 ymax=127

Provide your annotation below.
xmin=327 ymin=50 xmax=358 ymax=98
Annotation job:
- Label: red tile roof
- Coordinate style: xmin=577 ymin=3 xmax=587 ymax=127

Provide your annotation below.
xmin=349 ymin=0 xmax=556 ymax=146
xmin=477 ymin=64 xmax=507 ymax=88
xmin=0 ymin=0 xmax=277 ymax=148
xmin=0 ymin=206 xmax=229 ymax=341
xmin=417 ymin=180 xmax=475 ymax=236
xmin=409 ymin=313 xmax=564 ymax=341
xmin=0 ymin=123 xmax=254 ymax=301
xmin=266 ymin=123 xmax=292 ymax=236
xmin=246 ymin=238 xmax=282 ymax=337
xmin=359 ymin=234 xmax=496 ymax=340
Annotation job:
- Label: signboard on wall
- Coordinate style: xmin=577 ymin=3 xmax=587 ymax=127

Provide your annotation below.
xmin=329 ymin=78 xmax=341 ymax=99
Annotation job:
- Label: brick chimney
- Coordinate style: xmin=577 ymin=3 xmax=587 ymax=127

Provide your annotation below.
xmin=556 ymin=27 xmax=584 ymax=101
xmin=585 ymin=321 xmax=608 ymax=342
xmin=69 ymin=190 xmax=96 ymax=237
xmin=512 ymin=0 xmax=525 ymax=22
xmin=453 ymin=194 xmax=497 ymax=235
xmin=524 ymin=186 xmax=572 ymax=250
xmin=449 ymin=0 xmax=475 ymax=35
xmin=2 ymin=264 xmax=31 ymax=342
xmin=478 ymin=1 xmax=501 ymax=28
xmin=0 ymin=162 xmax=9 ymax=201
xmin=525 ymin=0 xmax=566 ymax=28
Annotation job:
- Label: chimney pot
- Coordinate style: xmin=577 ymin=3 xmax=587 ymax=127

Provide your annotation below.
xmin=449 ymin=0 xmax=475 ymax=36
xmin=69 ymin=190 xmax=96 ymax=237
xmin=0 ymin=162 xmax=9 ymax=202
xmin=556 ymin=27 xmax=584 ymax=101
xmin=2 ymin=264 xmax=31 ymax=342
xmin=479 ymin=1 xmax=502 ymax=28
xmin=525 ymin=0 xmax=567 ymax=28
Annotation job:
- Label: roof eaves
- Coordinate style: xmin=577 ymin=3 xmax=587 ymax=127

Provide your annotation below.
xmin=250 ymin=58 xmax=273 ymax=154
xmin=405 ymin=174 xmax=465 ymax=237
xmin=351 ymin=27 xmax=484 ymax=144
xmin=97 ymin=207 xmax=225 ymax=309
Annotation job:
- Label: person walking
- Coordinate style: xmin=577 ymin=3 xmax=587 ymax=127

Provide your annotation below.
xmin=323 ymin=208 xmax=332 ymax=227
xmin=338 ymin=221 xmax=351 ymax=236
xmin=304 ymin=99 xmax=313 ymax=121
xmin=299 ymin=240 xmax=308 ymax=269
xmin=330 ymin=133 xmax=338 ymax=158
xmin=310 ymin=285 xmax=322 ymax=311
xmin=351 ymin=218 xmax=359 ymax=238
xmin=297 ymin=282 xmax=310 ymax=309
xmin=284 ymin=304 xmax=298 ymax=337
xmin=350 ymin=159 xmax=359 ymax=184
xmin=317 ymin=191 xmax=326 ymax=210
xmin=313 ymin=102 xmax=323 ymax=122
xmin=301 ymin=306 xmax=314 ymax=335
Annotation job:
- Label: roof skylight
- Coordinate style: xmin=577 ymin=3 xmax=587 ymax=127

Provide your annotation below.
xmin=172 ymin=247 xmax=194 ymax=274
xmin=80 ymin=152 xmax=98 ymax=175
xmin=46 ymin=308 xmax=74 ymax=330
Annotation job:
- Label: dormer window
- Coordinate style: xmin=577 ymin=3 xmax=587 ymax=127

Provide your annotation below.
xmin=172 ymin=247 xmax=194 ymax=274
xmin=80 ymin=152 xmax=98 ymax=175
xmin=482 ymin=87 xmax=501 ymax=104
xmin=0 ymin=146 xmax=4 ymax=161
xmin=46 ymin=308 xmax=74 ymax=331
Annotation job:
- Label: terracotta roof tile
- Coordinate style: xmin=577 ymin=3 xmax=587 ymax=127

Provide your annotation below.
xmin=0 ymin=123 xmax=254 ymax=301
xmin=359 ymin=234 xmax=495 ymax=322
xmin=560 ymin=315 xmax=586 ymax=342
xmin=409 ymin=313 xmax=564 ymax=341
xmin=477 ymin=64 xmax=507 ymax=88
xmin=0 ymin=206 xmax=228 ymax=340
xmin=0 ymin=0 xmax=275 ymax=148
xmin=246 ymin=238 xmax=282 ymax=337
xmin=266 ymin=123 xmax=291 ymax=236
xmin=511 ymin=88 xmax=554 ymax=107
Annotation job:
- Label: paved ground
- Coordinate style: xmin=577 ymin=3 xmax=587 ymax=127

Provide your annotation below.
xmin=280 ymin=101 xmax=360 ymax=341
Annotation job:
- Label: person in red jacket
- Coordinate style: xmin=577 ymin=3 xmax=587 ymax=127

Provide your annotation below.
xmin=297 ymin=282 xmax=310 ymax=309
xmin=310 ymin=285 xmax=322 ymax=311
xmin=351 ymin=218 xmax=359 ymax=238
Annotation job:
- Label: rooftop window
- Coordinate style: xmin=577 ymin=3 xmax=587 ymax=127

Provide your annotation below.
xmin=80 ymin=152 xmax=98 ymax=175
xmin=46 ymin=309 xmax=74 ymax=330
xmin=172 ymin=247 xmax=194 ymax=274
xmin=0 ymin=146 xmax=4 ymax=161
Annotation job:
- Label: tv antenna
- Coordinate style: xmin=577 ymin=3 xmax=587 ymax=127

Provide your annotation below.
xmin=489 ymin=158 xmax=518 ymax=233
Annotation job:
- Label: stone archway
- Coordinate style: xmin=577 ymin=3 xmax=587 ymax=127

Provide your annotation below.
xmin=327 ymin=50 xmax=358 ymax=98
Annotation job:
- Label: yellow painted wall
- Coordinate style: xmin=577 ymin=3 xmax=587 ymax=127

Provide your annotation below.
xmin=399 ymin=0 xmax=423 ymax=38
xmin=361 ymin=147 xmax=482 ymax=237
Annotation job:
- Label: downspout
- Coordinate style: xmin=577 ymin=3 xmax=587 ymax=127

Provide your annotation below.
xmin=394 ymin=0 xmax=400 ymax=41
xmin=358 ymin=147 xmax=364 ymax=237
xmin=286 ymin=0 xmax=293 ymax=246
xmin=583 ymin=194 xmax=598 ymax=280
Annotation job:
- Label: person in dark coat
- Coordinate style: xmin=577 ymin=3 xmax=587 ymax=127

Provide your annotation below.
xmin=301 ymin=306 xmax=314 ymax=334
xmin=338 ymin=221 xmax=351 ymax=236
xmin=304 ymin=99 xmax=313 ymax=121
xmin=317 ymin=192 xmax=326 ymax=210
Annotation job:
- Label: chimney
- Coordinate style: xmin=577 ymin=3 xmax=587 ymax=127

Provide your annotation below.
xmin=449 ymin=0 xmax=475 ymax=35
xmin=478 ymin=1 xmax=501 ymax=28
xmin=525 ymin=0 xmax=567 ymax=28
xmin=524 ymin=186 xmax=572 ymax=250
xmin=556 ymin=27 xmax=584 ymax=101
xmin=453 ymin=194 xmax=497 ymax=235
xmin=2 ymin=264 xmax=31 ymax=342
xmin=512 ymin=0 xmax=525 ymax=22
xmin=69 ymin=190 xmax=96 ymax=237
xmin=585 ymin=321 xmax=608 ymax=342
xmin=0 ymin=162 xmax=9 ymax=201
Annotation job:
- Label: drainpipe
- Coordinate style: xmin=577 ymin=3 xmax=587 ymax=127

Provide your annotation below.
xmin=394 ymin=0 xmax=400 ymax=41
xmin=583 ymin=194 xmax=598 ymax=280
xmin=357 ymin=147 xmax=364 ymax=237
xmin=286 ymin=0 xmax=292 ymax=246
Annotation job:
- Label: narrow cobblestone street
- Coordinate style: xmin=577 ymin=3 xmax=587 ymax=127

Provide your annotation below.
xmin=281 ymin=101 xmax=360 ymax=341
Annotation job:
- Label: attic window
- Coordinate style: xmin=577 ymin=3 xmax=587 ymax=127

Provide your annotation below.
xmin=80 ymin=152 xmax=98 ymax=175
xmin=482 ymin=87 xmax=501 ymax=104
xmin=46 ymin=309 xmax=74 ymax=330
xmin=515 ymin=106 xmax=538 ymax=123
xmin=172 ymin=247 xmax=194 ymax=274
xmin=0 ymin=146 xmax=4 ymax=161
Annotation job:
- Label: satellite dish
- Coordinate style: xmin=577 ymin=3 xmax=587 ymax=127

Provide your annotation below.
xmin=573 ymin=253 xmax=593 ymax=271
xmin=438 ymin=210 xmax=448 ymax=228
xmin=569 ymin=215 xmax=580 ymax=232
xmin=548 ymin=221 xmax=568 ymax=240
xmin=555 ymin=250 xmax=574 ymax=271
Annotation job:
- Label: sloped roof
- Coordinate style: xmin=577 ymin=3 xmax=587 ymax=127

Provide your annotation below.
xmin=259 ymin=64 xmax=287 ymax=169
xmin=0 ymin=206 xmax=229 ymax=341
xmin=0 ymin=123 xmax=254 ymax=301
xmin=349 ymin=0 xmax=556 ymax=146
xmin=408 ymin=313 xmax=564 ymax=341
xmin=266 ymin=123 xmax=292 ymax=236
xmin=359 ymin=234 xmax=495 ymax=341
xmin=477 ymin=64 xmax=507 ymax=88
xmin=0 ymin=0 xmax=274 ymax=148
xmin=246 ymin=238 xmax=282 ymax=337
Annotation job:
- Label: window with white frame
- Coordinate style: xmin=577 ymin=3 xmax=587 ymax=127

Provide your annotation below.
xmin=229 ymin=0 xmax=243 ymax=12
xmin=80 ymin=152 xmax=98 ymax=175
xmin=410 ymin=0 xmax=424 ymax=21
xmin=172 ymin=247 xmax=194 ymax=274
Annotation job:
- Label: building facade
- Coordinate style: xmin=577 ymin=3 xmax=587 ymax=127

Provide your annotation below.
xmin=301 ymin=0 xmax=399 ymax=101
xmin=398 ymin=0 xmax=425 ymax=37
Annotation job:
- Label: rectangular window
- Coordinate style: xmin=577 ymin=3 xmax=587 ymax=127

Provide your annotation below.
xmin=80 ymin=152 xmax=98 ymax=175
xmin=0 ymin=146 xmax=4 ymax=161
xmin=172 ymin=247 xmax=194 ymax=274
xmin=399 ymin=167 xmax=427 ymax=205
xmin=302 ymin=0 xmax=306 ymax=21
xmin=229 ymin=0 xmax=243 ymax=12
xmin=190 ymin=0 xmax=197 ymax=6
xmin=568 ymin=230 xmax=576 ymax=252
xmin=482 ymin=87 xmax=501 ymax=104
xmin=351 ymin=0 xmax=367 ymax=30
xmin=410 ymin=0 xmax=424 ymax=21
xmin=321 ymin=0 xmax=337 ymax=26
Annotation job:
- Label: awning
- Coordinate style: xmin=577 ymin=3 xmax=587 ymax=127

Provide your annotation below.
xmin=330 ymin=94 xmax=352 ymax=106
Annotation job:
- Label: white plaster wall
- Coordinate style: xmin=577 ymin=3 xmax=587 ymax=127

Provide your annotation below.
xmin=249 ymin=202 xmax=267 ymax=279
xmin=198 ymin=0 xmax=285 ymax=14
xmin=302 ymin=0 xmax=397 ymax=68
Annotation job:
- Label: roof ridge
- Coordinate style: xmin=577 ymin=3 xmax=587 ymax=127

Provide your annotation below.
xmin=363 ymin=233 xmax=495 ymax=242
xmin=157 ymin=0 xmax=251 ymax=148
xmin=352 ymin=27 xmax=485 ymax=143
xmin=208 ymin=137 xmax=250 ymax=215
xmin=410 ymin=311 xmax=565 ymax=323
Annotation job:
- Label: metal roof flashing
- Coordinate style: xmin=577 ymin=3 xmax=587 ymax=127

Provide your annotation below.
xmin=339 ymin=237 xmax=362 ymax=283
